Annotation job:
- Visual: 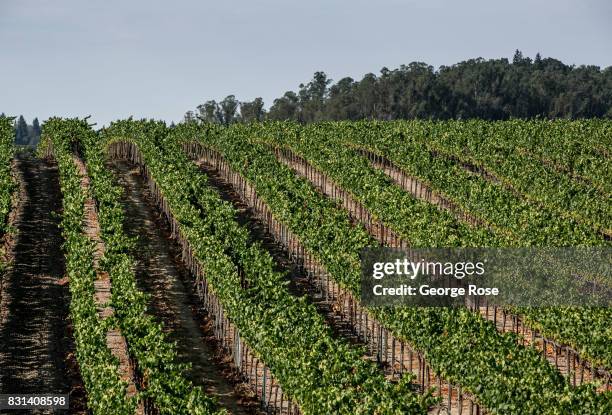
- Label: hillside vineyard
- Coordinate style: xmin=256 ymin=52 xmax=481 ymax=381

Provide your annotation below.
xmin=0 ymin=116 xmax=610 ymax=414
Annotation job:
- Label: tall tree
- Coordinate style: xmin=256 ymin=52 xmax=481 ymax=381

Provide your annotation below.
xmin=218 ymin=95 xmax=239 ymax=125
xmin=30 ymin=117 xmax=42 ymax=145
xmin=268 ymin=91 xmax=300 ymax=121
xmin=327 ymin=77 xmax=359 ymax=120
xmin=32 ymin=117 xmax=41 ymax=136
xmin=197 ymin=101 xmax=222 ymax=124
xmin=299 ymin=71 xmax=332 ymax=122
xmin=15 ymin=115 xmax=29 ymax=145
xmin=188 ymin=51 xmax=612 ymax=122
xmin=183 ymin=111 xmax=196 ymax=123
xmin=239 ymin=97 xmax=266 ymax=122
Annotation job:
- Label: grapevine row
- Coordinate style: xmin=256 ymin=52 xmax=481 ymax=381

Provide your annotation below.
xmin=103 ymin=119 xmax=434 ymax=415
xmin=77 ymin=122 xmax=222 ymax=415
xmin=173 ymin=122 xmax=612 ymax=414
xmin=323 ymin=122 xmax=605 ymax=246
xmin=381 ymin=120 xmax=611 ymax=237
xmin=262 ymin=132 xmax=611 ymax=382
xmin=332 ymin=131 xmax=612 ymax=370
xmin=0 ymin=115 xmax=16 ymax=308
xmin=470 ymin=119 xmax=611 ymax=195
xmin=44 ymin=118 xmax=223 ymax=415
xmin=39 ymin=119 xmax=137 ymax=414
xmin=259 ymin=122 xmax=612 ymax=371
xmin=0 ymin=115 xmax=16 ymax=247
xmin=184 ymin=142 xmax=483 ymax=414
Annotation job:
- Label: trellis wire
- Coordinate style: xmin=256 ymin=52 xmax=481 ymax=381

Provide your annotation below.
xmin=108 ymin=141 xmax=300 ymax=415
xmin=266 ymin=143 xmax=611 ymax=392
xmin=183 ymin=142 xmax=485 ymax=415
xmin=45 ymin=143 xmax=152 ymax=414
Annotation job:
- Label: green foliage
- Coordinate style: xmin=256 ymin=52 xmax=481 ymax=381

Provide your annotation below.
xmin=0 ymin=115 xmax=16 ymax=238
xmin=190 ymin=55 xmax=612 ymax=124
xmin=325 ymin=120 xmax=612 ymax=367
xmin=103 ymin=119 xmax=435 ymax=415
xmin=173 ymin=121 xmax=612 ymax=414
xmin=0 ymin=115 xmax=16 ymax=273
xmin=80 ymin=127 xmax=222 ymax=415
xmin=264 ymin=55 xmax=612 ymax=121
xmin=43 ymin=118 xmax=223 ymax=415
xmin=41 ymin=118 xmax=136 ymax=415
xmin=39 ymin=117 xmax=612 ymax=414
xmin=337 ymin=120 xmax=610 ymax=245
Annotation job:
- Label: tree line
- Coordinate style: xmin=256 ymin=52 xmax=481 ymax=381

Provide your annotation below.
xmin=0 ymin=114 xmax=42 ymax=146
xmin=185 ymin=51 xmax=611 ymax=124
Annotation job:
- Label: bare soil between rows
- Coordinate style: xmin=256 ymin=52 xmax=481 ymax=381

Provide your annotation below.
xmin=0 ymin=154 xmax=86 ymax=414
xmin=192 ymin=157 xmax=474 ymax=415
xmin=276 ymin=146 xmax=611 ymax=389
xmin=109 ymin=160 xmax=261 ymax=415
xmin=195 ymin=161 xmax=369 ymax=349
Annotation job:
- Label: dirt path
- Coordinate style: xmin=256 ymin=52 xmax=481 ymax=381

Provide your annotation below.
xmin=273 ymin=147 xmax=611 ymax=391
xmin=195 ymin=161 xmax=366 ymax=347
xmin=0 ymin=153 xmax=86 ymax=413
xmin=109 ymin=160 xmax=259 ymax=415
xmin=193 ymin=159 xmax=477 ymax=415
xmin=72 ymin=154 xmax=141 ymax=412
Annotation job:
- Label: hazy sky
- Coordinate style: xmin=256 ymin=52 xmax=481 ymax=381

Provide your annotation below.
xmin=2 ymin=0 xmax=611 ymax=126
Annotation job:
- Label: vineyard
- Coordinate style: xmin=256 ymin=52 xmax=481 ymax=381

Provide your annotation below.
xmin=0 ymin=115 xmax=610 ymax=414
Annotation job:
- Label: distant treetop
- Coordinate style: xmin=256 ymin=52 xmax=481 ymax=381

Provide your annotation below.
xmin=186 ymin=51 xmax=612 ymax=123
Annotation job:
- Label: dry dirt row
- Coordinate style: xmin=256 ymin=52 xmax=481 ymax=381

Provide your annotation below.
xmin=193 ymin=160 xmax=476 ymax=415
xmin=195 ymin=162 xmax=368 ymax=347
xmin=72 ymin=154 xmax=141 ymax=413
xmin=274 ymin=146 xmax=611 ymax=390
xmin=109 ymin=159 xmax=260 ymax=415
xmin=0 ymin=153 xmax=86 ymax=414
